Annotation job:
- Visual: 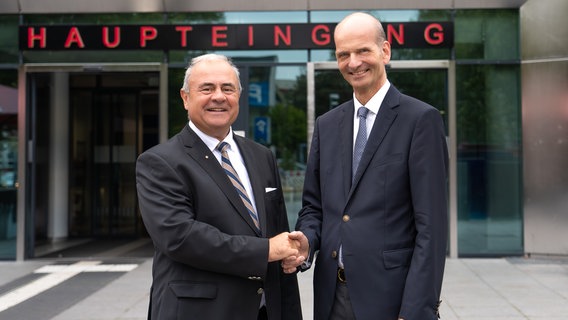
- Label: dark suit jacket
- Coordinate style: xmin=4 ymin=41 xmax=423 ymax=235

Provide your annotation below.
xmin=136 ymin=125 xmax=302 ymax=320
xmin=297 ymin=85 xmax=448 ymax=320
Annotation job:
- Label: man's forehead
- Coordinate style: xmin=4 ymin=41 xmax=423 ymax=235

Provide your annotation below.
xmin=190 ymin=71 xmax=237 ymax=85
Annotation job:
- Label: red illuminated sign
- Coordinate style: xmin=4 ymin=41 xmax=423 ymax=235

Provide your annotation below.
xmin=20 ymin=22 xmax=453 ymax=50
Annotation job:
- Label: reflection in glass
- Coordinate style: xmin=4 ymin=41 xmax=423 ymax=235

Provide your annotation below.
xmin=243 ymin=65 xmax=308 ymax=228
xmin=456 ymin=64 xmax=523 ymax=256
xmin=0 ymin=72 xmax=18 ymax=260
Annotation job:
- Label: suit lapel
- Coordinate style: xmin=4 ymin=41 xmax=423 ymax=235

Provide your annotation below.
xmin=339 ymin=101 xmax=355 ymax=197
xmin=181 ymin=127 xmax=260 ymax=235
xmin=350 ymin=86 xmax=400 ymax=194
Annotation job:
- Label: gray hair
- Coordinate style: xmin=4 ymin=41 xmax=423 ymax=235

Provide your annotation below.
xmin=181 ymin=53 xmax=242 ymax=93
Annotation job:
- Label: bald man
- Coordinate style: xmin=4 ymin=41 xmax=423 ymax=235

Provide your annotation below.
xmin=285 ymin=12 xmax=448 ymax=320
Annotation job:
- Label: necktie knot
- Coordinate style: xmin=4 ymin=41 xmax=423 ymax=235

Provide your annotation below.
xmin=217 ymin=141 xmax=229 ymax=153
xmin=358 ymin=107 xmax=369 ymax=119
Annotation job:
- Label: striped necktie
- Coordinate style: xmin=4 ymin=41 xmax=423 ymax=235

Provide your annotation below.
xmin=216 ymin=142 xmax=260 ymax=232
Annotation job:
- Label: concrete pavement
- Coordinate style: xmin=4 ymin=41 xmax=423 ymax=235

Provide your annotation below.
xmin=440 ymin=257 xmax=568 ymax=320
xmin=1 ymin=251 xmax=568 ymax=319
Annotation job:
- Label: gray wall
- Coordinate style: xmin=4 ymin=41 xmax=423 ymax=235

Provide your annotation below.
xmin=521 ymin=0 xmax=568 ymax=255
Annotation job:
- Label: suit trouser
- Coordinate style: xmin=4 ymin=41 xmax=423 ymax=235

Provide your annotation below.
xmin=330 ymin=281 xmax=357 ymax=320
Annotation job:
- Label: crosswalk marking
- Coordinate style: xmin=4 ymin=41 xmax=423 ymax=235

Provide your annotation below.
xmin=0 ymin=260 xmax=138 ymax=313
xmin=35 ymin=263 xmax=138 ymax=273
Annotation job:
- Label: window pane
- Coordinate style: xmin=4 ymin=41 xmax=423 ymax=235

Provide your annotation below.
xmin=244 ymin=66 xmax=307 ymax=228
xmin=0 ymin=15 xmax=18 ymax=64
xmin=0 ymin=70 xmax=18 ymax=260
xmin=455 ymin=9 xmax=520 ymax=60
xmin=456 ymin=64 xmax=523 ymax=256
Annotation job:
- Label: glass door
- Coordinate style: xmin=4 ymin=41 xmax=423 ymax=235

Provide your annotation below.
xmin=69 ymin=73 xmax=159 ymax=238
xmin=91 ymin=90 xmax=139 ymax=237
xmin=19 ymin=65 xmax=164 ymax=259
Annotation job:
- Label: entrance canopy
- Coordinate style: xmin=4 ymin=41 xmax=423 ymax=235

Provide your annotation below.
xmin=0 ymin=0 xmax=528 ymax=14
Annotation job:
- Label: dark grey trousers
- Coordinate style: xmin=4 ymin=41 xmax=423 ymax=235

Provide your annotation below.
xmin=329 ymin=281 xmax=357 ymax=320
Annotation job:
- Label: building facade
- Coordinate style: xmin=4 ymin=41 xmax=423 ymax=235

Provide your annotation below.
xmin=0 ymin=0 xmax=566 ymax=261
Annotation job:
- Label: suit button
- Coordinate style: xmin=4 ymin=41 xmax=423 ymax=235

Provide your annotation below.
xmin=342 ymin=215 xmax=350 ymax=222
xmin=331 ymin=250 xmax=337 ymax=259
xmin=257 ymin=288 xmax=264 ymax=295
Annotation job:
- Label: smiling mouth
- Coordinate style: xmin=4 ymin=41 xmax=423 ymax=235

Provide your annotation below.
xmin=207 ymin=107 xmax=227 ymax=112
xmin=350 ymin=69 xmax=368 ymax=77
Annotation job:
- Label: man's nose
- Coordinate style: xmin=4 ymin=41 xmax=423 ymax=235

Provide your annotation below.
xmin=348 ymin=54 xmax=362 ymax=69
xmin=211 ymin=87 xmax=227 ymax=101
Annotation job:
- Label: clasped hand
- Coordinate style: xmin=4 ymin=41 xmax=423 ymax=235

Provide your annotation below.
xmin=268 ymin=231 xmax=309 ymax=273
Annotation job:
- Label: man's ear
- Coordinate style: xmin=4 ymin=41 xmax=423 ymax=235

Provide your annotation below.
xmin=381 ymin=40 xmax=392 ymax=64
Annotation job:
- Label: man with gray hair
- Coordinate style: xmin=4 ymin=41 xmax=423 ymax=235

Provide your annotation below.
xmin=137 ymin=53 xmax=302 ymax=320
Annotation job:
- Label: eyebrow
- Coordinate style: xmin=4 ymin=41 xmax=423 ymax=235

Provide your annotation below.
xmin=198 ymin=82 xmax=236 ymax=88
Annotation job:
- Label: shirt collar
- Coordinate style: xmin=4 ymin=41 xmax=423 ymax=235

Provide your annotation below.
xmin=189 ymin=121 xmax=236 ymax=152
xmin=353 ymin=80 xmax=391 ymax=115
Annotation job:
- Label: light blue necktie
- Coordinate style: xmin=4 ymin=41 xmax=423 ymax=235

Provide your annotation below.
xmin=352 ymin=107 xmax=369 ymax=179
xmin=216 ymin=142 xmax=261 ymax=232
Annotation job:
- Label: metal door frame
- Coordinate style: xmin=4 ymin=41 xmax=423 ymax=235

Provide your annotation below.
xmin=16 ymin=63 xmax=168 ymax=260
xmin=306 ymin=60 xmax=458 ymax=258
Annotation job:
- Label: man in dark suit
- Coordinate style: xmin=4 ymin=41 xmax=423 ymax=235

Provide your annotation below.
xmin=136 ymin=53 xmax=302 ymax=320
xmin=284 ymin=12 xmax=448 ymax=320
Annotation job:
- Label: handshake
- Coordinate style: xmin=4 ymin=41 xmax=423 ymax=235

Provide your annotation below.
xmin=268 ymin=231 xmax=309 ymax=274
